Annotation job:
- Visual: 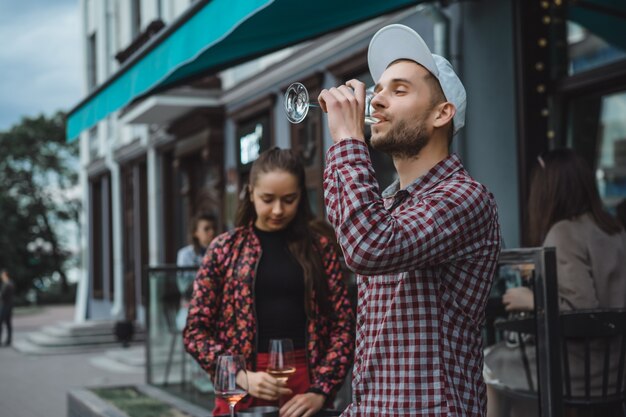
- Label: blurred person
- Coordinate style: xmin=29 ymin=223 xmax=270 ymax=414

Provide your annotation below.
xmin=318 ymin=24 xmax=501 ymax=416
xmin=177 ymin=212 xmax=217 ymax=268
xmin=0 ymin=269 xmax=15 ymax=346
xmin=183 ymin=148 xmax=355 ymax=417
xmin=485 ymin=149 xmax=626 ymax=416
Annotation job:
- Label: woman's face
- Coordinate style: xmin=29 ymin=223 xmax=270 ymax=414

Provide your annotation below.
xmin=194 ymin=219 xmax=215 ymax=248
xmin=250 ymin=170 xmax=301 ymax=232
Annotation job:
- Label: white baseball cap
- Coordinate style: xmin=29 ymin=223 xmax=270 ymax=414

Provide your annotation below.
xmin=368 ymin=24 xmax=466 ymax=136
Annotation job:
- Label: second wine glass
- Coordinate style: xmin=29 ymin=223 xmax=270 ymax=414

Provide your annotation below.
xmin=284 ymin=82 xmax=379 ymax=125
xmin=266 ymin=338 xmax=296 ymax=383
xmin=214 ymin=354 xmax=248 ymax=417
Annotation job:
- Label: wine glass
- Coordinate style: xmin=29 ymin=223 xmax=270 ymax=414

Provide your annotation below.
xmin=267 ymin=338 xmax=296 ymax=383
xmin=284 ymin=82 xmax=379 ymax=125
xmin=214 ymin=355 xmax=248 ymax=417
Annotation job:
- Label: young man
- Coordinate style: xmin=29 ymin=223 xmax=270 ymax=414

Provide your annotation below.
xmin=319 ymin=24 xmax=501 ymax=416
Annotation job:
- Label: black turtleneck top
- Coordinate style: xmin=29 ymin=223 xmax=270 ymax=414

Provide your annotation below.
xmin=253 ymin=226 xmax=307 ymax=353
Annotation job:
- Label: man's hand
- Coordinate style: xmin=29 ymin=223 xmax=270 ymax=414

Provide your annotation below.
xmin=245 ymin=371 xmax=292 ymax=401
xmin=318 ymin=79 xmax=366 ymax=144
xmin=279 ymin=392 xmax=325 ymax=417
xmin=502 ymin=287 xmax=534 ymax=312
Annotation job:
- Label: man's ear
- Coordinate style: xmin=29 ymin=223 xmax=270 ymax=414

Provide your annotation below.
xmin=433 ymin=102 xmax=455 ymax=129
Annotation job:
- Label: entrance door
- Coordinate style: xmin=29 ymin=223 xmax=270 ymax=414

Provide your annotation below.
xmin=121 ymin=160 xmax=148 ymax=321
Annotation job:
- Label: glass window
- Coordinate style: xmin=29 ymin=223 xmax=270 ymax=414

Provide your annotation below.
xmin=567 ymin=90 xmax=626 ymax=213
xmin=567 ymin=20 xmax=626 ymax=75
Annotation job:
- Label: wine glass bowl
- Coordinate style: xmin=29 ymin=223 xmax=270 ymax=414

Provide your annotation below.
xmin=267 ymin=338 xmax=296 ymax=383
xmin=214 ymin=354 xmax=248 ymax=417
xmin=284 ymin=82 xmax=311 ymax=124
xmin=284 ymin=82 xmax=379 ymax=125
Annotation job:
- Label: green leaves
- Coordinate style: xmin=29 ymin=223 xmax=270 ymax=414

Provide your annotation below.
xmin=0 ymin=111 xmax=80 ymax=297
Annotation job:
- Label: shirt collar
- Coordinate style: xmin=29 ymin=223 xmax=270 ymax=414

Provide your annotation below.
xmin=382 ymin=153 xmax=464 ymax=199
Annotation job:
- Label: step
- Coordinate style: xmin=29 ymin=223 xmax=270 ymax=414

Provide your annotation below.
xmin=13 ymin=338 xmax=144 ymax=355
xmin=28 ymin=330 xmax=145 ymax=347
xmin=41 ymin=321 xmax=146 ymax=337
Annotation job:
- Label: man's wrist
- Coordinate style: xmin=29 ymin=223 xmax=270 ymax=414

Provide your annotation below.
xmin=334 ymin=136 xmax=364 ymax=144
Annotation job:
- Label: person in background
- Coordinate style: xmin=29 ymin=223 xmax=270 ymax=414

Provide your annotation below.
xmin=0 ymin=269 xmax=15 ymax=346
xmin=485 ymin=149 xmax=626 ymax=416
xmin=177 ymin=212 xmax=217 ymax=269
xmin=318 ymin=24 xmax=501 ymax=417
xmin=183 ymin=148 xmax=355 ymax=417
xmin=174 ymin=212 xmax=218 ymax=390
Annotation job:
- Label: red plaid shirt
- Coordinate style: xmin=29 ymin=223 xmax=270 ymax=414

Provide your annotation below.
xmin=323 ymin=140 xmax=501 ymax=417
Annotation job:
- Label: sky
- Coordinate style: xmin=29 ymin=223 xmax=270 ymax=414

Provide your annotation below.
xmin=0 ymin=0 xmax=82 ymax=131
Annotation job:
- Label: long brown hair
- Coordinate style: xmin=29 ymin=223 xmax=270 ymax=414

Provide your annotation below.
xmin=235 ymin=148 xmax=330 ymax=317
xmin=528 ymin=148 xmax=622 ymax=245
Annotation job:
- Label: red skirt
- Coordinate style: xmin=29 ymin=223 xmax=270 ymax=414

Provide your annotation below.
xmin=213 ymin=349 xmax=310 ymax=416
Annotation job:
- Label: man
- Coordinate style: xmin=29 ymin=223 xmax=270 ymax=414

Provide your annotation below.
xmin=0 ymin=269 xmax=15 ymax=346
xmin=319 ymin=24 xmax=501 ymax=416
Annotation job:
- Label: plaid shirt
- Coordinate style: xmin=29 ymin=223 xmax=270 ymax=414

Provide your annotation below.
xmin=323 ymin=140 xmax=501 ymax=417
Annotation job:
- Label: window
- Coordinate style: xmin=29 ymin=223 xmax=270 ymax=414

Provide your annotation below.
xmin=131 ymin=0 xmax=141 ymax=38
xmin=567 ymin=21 xmax=626 ymax=75
xmin=567 ymin=90 xmax=626 ymax=213
xmin=87 ymin=33 xmax=97 ymax=91
xmin=232 ymin=96 xmax=275 ymax=174
xmin=89 ymin=174 xmax=113 ymax=300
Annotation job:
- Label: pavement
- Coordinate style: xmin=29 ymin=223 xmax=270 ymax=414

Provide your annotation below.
xmin=0 ymin=305 xmax=145 ymax=417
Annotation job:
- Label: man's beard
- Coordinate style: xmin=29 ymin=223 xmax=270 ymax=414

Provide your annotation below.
xmin=370 ymin=117 xmax=430 ymax=159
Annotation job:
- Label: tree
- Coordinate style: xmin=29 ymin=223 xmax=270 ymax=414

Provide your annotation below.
xmin=0 ymin=111 xmax=80 ymax=297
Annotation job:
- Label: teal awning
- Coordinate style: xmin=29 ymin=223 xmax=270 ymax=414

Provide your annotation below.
xmin=67 ymin=0 xmax=422 ymax=140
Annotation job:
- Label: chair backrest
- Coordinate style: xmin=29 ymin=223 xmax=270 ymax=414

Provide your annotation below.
xmin=559 ymin=309 xmax=626 ymax=407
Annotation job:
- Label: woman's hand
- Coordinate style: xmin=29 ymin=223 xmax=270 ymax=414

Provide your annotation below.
xmin=279 ymin=392 xmax=325 ymax=417
xmin=245 ymin=371 xmax=292 ymax=401
xmin=502 ymin=287 xmax=534 ymax=312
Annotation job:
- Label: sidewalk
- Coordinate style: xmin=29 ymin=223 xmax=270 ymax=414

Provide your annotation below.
xmin=0 ymin=305 xmax=145 ymax=417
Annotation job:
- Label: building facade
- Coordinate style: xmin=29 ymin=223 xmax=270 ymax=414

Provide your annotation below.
xmin=72 ymin=0 xmax=626 ymax=326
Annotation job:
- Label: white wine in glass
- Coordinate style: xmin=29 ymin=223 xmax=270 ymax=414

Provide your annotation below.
xmin=284 ymin=82 xmax=379 ymax=125
xmin=214 ymin=355 xmax=248 ymax=417
xmin=267 ymin=338 xmax=296 ymax=383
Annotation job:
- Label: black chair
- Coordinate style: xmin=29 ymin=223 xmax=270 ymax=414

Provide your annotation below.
xmin=493 ymin=309 xmax=626 ymax=417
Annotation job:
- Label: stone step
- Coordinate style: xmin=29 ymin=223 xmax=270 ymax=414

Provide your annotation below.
xmin=28 ymin=330 xmax=145 ymax=347
xmin=13 ymin=338 xmax=144 ymax=355
xmin=41 ymin=320 xmax=146 ymax=337
xmin=13 ymin=320 xmax=146 ymax=355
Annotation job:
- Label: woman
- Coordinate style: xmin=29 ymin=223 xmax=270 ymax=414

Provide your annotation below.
xmin=485 ymin=149 xmax=626 ymax=415
xmin=177 ymin=212 xmax=217 ymax=268
xmin=183 ymin=148 xmax=355 ymax=417
xmin=501 ymin=149 xmax=626 ymax=313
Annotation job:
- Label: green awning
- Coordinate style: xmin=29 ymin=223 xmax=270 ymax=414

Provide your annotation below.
xmin=67 ymin=0 xmax=422 ymax=140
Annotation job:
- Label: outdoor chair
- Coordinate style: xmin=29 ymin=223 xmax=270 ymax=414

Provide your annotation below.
xmin=492 ymin=309 xmax=626 ymax=417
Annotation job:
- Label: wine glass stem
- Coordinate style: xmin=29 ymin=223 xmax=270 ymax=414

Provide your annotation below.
xmin=229 ymin=403 xmax=235 ymax=417
xmin=308 ymin=102 xmax=320 ymax=108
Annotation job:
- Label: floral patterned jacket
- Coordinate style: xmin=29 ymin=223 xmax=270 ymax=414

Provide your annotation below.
xmin=182 ymin=224 xmax=355 ymax=398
